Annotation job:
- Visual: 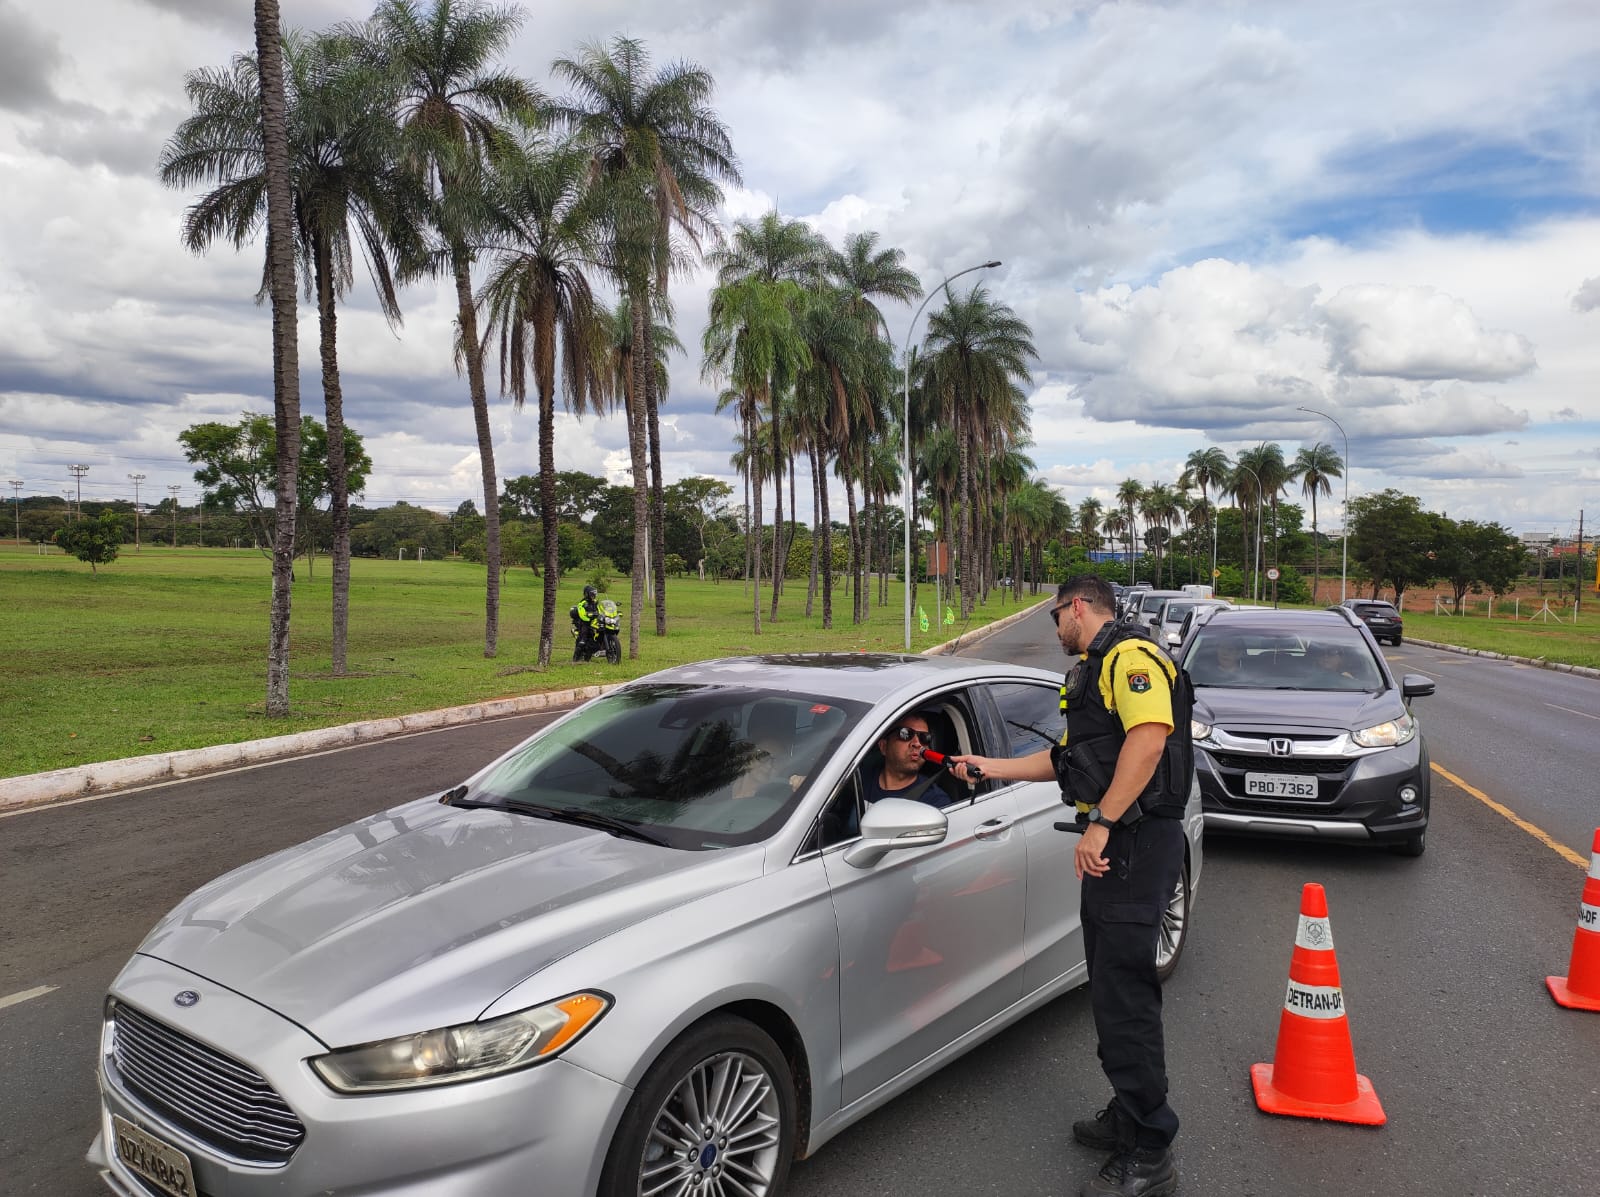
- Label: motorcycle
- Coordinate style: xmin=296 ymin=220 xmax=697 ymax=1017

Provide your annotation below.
xmin=573 ymin=598 xmax=623 ymax=664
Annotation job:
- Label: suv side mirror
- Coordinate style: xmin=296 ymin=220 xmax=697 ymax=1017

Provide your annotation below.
xmin=1401 ymin=673 xmax=1436 ymax=699
xmin=843 ymin=798 xmax=948 ymax=868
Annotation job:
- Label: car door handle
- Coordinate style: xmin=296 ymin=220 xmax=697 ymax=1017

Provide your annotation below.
xmin=974 ymin=817 xmax=1014 ymax=840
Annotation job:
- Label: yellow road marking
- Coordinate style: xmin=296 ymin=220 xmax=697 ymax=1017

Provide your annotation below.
xmin=1430 ymin=761 xmax=1586 ymax=867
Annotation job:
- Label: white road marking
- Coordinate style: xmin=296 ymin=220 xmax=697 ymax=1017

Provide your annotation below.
xmin=0 ymin=985 xmax=58 ymax=1010
xmin=1546 ymin=702 xmax=1600 ymax=723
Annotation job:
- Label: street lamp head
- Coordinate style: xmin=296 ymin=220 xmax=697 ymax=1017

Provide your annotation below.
xmin=982 ymin=260 xmax=1002 ymax=269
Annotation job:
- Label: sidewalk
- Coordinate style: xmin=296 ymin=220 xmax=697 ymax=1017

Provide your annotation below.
xmin=0 ymin=598 xmax=1050 ymax=815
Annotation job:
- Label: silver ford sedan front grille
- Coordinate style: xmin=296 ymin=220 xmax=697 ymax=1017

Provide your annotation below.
xmin=110 ymin=1000 xmax=305 ymax=1164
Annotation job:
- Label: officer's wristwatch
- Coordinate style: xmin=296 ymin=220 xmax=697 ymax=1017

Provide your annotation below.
xmin=1085 ymin=805 xmax=1108 ymax=826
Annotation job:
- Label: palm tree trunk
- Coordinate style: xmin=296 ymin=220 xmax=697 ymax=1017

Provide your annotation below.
xmin=536 ymin=287 xmax=559 ymax=668
xmin=312 ymin=234 xmax=351 ymax=677
xmin=788 ymin=449 xmax=798 ymax=607
xmin=256 ymin=0 xmax=299 ymax=718
xmin=806 ymin=442 xmax=820 ymax=617
xmin=642 ymin=315 xmax=667 ymax=636
xmin=749 ymin=402 xmax=763 ymax=635
xmin=452 ymin=245 xmax=498 ymax=658
xmin=861 ymin=493 xmax=873 ymax=618
xmin=820 ymin=455 xmax=833 ymax=630
xmin=1311 ymin=493 xmax=1321 ymax=603
xmin=768 ymin=401 xmax=783 ymax=622
xmin=844 ymin=474 xmax=860 ymax=624
xmin=627 ymin=291 xmax=650 ymax=656
xmin=957 ymin=415 xmax=973 ymax=620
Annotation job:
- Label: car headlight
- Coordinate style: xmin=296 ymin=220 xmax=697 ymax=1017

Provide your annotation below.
xmin=1351 ymin=711 xmax=1416 ymax=748
xmin=1190 ymin=719 xmax=1213 ymax=742
xmin=310 ymin=992 xmax=610 ymax=1093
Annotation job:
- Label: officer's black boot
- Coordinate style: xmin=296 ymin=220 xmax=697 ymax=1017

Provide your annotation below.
xmin=1071 ymin=1103 xmax=1132 ymax=1152
xmin=1079 ymin=1146 xmax=1177 ymax=1197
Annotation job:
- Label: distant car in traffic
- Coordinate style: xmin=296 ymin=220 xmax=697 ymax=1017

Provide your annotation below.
xmin=1156 ymin=596 xmax=1232 ymax=650
xmin=1339 ymin=598 xmax=1404 ymax=645
xmin=1127 ymin=588 xmax=1187 ymax=633
xmin=1179 ymin=607 xmax=1435 ymax=857
xmin=88 ymin=654 xmax=1205 ymax=1197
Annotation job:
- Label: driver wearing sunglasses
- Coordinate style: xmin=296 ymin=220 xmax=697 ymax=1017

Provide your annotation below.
xmin=862 ymin=713 xmax=953 ymax=811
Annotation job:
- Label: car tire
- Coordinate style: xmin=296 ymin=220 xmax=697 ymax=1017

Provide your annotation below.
xmin=1155 ymin=859 xmax=1192 ymax=983
xmin=1393 ymin=828 xmax=1426 ymax=857
xmin=598 ymin=1014 xmax=798 ymax=1197
xmin=1391 ymin=635 xmax=1403 ymax=646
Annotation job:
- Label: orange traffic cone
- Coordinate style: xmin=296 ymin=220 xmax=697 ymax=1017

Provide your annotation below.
xmin=1251 ymin=882 xmax=1386 ymax=1126
xmin=1546 ymin=828 xmax=1600 ymax=1012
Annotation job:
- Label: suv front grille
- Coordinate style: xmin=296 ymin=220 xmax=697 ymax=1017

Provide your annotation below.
xmin=1211 ymin=752 xmax=1349 ymax=777
xmin=110 ymin=1001 xmax=305 ymax=1164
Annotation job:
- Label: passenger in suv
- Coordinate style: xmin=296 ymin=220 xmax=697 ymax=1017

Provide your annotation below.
xmin=1339 ymin=598 xmax=1404 ymax=645
xmin=1178 ymin=607 xmax=1436 ymax=856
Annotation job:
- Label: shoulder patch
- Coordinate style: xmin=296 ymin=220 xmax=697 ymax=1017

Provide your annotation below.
xmin=1127 ymin=670 xmax=1152 ymax=693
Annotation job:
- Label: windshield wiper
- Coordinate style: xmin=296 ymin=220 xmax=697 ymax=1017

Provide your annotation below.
xmin=501 ymin=800 xmax=671 ymax=847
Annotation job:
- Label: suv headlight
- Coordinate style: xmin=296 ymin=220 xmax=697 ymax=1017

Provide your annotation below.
xmin=1351 ymin=711 xmax=1416 ymax=748
xmin=310 ymin=992 xmax=610 ymax=1093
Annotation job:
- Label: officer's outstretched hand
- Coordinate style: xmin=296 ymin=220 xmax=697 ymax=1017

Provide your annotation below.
xmin=948 ymin=755 xmax=990 ymax=784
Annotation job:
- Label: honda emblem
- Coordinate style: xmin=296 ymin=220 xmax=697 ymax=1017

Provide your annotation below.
xmin=1269 ymin=737 xmax=1293 ymax=757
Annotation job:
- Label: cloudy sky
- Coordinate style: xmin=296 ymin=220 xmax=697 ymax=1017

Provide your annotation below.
xmin=3 ymin=0 xmax=1598 ymax=538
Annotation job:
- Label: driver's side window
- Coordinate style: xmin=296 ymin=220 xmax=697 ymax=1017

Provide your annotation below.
xmin=810 ymin=689 xmax=986 ymax=853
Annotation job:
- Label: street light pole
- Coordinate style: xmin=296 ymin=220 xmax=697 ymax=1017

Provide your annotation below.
xmin=167 ymin=485 xmax=181 ymax=548
xmin=903 ymin=259 xmax=1002 ymax=650
xmin=127 ymin=473 xmax=145 ymax=551
xmin=7 ymin=480 xmax=21 ymax=545
xmin=1298 ymin=405 xmax=1349 ymax=604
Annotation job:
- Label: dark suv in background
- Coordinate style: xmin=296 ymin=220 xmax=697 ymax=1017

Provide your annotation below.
xmin=1339 ymin=598 xmax=1404 ymax=645
xmin=1179 ymin=606 xmax=1436 ymax=855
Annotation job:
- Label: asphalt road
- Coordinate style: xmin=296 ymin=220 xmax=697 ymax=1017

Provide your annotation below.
xmin=4 ymin=605 xmax=1598 ymax=1195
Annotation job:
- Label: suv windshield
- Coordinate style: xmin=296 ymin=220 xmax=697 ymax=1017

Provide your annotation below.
xmin=467 ymin=684 xmax=866 ymax=850
xmin=1187 ymin=630 xmax=1383 ymax=692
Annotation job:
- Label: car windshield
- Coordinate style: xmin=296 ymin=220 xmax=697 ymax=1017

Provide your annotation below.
xmin=1186 ymin=631 xmax=1383 ymax=692
xmin=1163 ymin=602 xmax=1197 ymax=625
xmin=466 ymin=683 xmax=866 ymax=850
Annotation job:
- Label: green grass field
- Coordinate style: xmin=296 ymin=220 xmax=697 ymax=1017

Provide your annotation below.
xmin=0 ymin=544 xmax=1038 ymax=778
xmin=1396 ymin=606 xmax=1600 ymax=668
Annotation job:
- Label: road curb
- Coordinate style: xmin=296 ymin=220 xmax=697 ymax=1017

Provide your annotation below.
xmin=0 ymin=683 xmax=622 ymax=817
xmin=1405 ymin=637 xmax=1600 ymax=680
xmin=2 ymin=603 xmax=1052 ymax=816
xmin=926 ymin=595 xmax=1053 ymax=656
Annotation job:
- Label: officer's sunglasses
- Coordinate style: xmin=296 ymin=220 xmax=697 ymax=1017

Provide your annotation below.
xmin=1050 ymin=596 xmax=1084 ymax=627
xmin=891 ymin=726 xmax=934 ymax=746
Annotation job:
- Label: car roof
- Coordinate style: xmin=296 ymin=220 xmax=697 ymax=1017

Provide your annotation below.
xmin=1188 ymin=607 xmax=1366 ymax=635
xmin=626 ymin=652 xmax=1060 ymax=705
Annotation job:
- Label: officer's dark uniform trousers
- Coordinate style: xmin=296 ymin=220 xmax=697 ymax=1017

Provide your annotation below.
xmin=1082 ymin=814 xmax=1184 ymax=1148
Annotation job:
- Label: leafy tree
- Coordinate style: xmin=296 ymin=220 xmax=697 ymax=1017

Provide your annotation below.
xmin=351 ymin=501 xmax=446 ymax=558
xmin=450 ymin=500 xmax=484 ymax=554
xmin=55 ymin=511 xmax=125 ymax=573
xmin=179 ymin=414 xmax=370 ymax=569
xmin=1434 ymin=518 xmax=1525 ymax=610
xmin=1348 ymin=489 xmax=1438 ymax=606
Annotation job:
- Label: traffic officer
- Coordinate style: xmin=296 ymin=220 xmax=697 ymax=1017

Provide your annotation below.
xmin=952 ymin=575 xmax=1190 ymax=1197
xmin=569 ymin=584 xmax=601 ymax=660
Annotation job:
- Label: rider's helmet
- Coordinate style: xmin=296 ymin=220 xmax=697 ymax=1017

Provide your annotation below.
xmin=582 ymin=584 xmax=597 ymax=603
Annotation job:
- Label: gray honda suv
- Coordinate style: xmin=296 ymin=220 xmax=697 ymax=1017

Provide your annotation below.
xmin=1179 ymin=607 xmax=1436 ymax=856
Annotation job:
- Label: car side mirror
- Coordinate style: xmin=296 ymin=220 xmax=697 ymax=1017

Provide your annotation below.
xmin=1401 ymin=673 xmax=1435 ymax=699
xmin=843 ymin=798 xmax=948 ymax=869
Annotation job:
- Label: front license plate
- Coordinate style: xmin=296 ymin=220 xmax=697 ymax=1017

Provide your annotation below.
xmin=112 ymin=1114 xmax=196 ymax=1197
xmin=1244 ymin=772 xmax=1318 ymax=798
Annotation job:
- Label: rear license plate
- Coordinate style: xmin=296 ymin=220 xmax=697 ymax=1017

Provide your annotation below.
xmin=112 ymin=1115 xmax=196 ymax=1197
xmin=1244 ymin=773 xmax=1318 ymax=798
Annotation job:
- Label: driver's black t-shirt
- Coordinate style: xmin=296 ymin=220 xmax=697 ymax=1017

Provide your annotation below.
xmin=862 ymin=770 xmax=954 ymax=810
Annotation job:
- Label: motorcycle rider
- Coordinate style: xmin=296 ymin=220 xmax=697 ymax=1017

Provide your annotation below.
xmin=570 ymin=585 xmax=602 ymax=661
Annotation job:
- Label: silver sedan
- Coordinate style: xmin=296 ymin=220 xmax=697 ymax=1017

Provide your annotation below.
xmin=88 ymin=653 xmax=1203 ymax=1197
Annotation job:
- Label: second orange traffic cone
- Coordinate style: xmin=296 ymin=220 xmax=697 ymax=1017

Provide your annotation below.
xmin=1546 ymin=828 xmax=1600 ymax=1012
xmin=1251 ymin=882 xmax=1386 ymax=1126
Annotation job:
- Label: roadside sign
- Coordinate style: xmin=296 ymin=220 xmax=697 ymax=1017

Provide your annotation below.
xmin=1267 ymin=567 xmax=1280 ymax=580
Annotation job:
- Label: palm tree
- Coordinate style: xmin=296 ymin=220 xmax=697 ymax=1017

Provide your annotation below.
xmin=829 ymin=230 xmax=921 ymax=332
xmin=1115 ymin=478 xmax=1145 ymax=581
xmin=1180 ymin=447 xmax=1231 ymax=584
xmin=553 ymin=35 xmax=740 ymax=645
xmin=1292 ymin=442 xmax=1343 ymax=603
xmin=919 ymin=284 xmax=1038 ymax=617
xmin=702 ymin=276 xmax=810 ymax=634
xmin=477 ymin=138 xmax=610 ymax=665
xmin=1142 ymin=482 xmax=1183 ymax=586
xmin=251 ymin=0 xmax=300 ymax=717
xmin=1078 ymin=497 xmax=1104 ymax=552
xmin=161 ymin=32 xmax=421 ymax=678
xmin=360 ymin=0 xmax=540 ymax=659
